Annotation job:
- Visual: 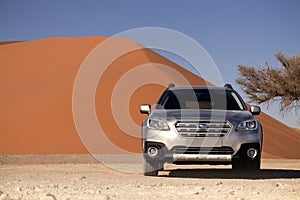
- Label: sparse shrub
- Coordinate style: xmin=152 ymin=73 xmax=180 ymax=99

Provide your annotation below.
xmin=236 ymin=52 xmax=300 ymax=114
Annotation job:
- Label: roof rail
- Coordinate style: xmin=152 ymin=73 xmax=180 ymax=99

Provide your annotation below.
xmin=168 ymin=83 xmax=175 ymax=89
xmin=224 ymin=84 xmax=233 ymax=89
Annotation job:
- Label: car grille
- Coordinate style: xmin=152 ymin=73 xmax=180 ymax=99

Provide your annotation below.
xmin=171 ymin=146 xmax=234 ymax=155
xmin=175 ymin=121 xmax=231 ymax=137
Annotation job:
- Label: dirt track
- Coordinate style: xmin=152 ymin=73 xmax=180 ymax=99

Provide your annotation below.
xmin=0 ymin=157 xmax=299 ymax=200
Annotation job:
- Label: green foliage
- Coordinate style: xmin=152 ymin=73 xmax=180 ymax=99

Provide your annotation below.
xmin=236 ymin=52 xmax=300 ymax=113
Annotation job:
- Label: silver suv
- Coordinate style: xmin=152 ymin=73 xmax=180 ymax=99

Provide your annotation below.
xmin=140 ymin=84 xmax=262 ymax=176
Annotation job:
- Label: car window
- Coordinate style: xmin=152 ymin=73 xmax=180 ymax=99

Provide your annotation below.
xmin=157 ymin=89 xmax=246 ymax=110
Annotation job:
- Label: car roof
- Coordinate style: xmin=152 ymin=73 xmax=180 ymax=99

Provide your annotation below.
xmin=168 ymin=86 xmax=233 ymax=91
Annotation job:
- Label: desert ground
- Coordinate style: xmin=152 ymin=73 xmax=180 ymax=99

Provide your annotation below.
xmin=0 ymin=155 xmax=299 ymax=200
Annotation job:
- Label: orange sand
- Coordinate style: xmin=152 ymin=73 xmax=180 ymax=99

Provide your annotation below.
xmin=0 ymin=36 xmax=299 ymax=158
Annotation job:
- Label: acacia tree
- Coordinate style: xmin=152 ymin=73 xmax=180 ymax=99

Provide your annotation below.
xmin=236 ymin=52 xmax=300 ymax=114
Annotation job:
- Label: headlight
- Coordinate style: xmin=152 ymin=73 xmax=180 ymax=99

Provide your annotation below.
xmin=236 ymin=119 xmax=257 ymax=131
xmin=147 ymin=118 xmax=170 ymax=130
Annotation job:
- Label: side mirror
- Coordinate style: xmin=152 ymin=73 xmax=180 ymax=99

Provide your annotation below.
xmin=250 ymin=105 xmax=261 ymax=115
xmin=140 ymin=104 xmax=151 ymax=115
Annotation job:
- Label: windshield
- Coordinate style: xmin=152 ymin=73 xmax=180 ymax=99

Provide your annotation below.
xmin=156 ymin=89 xmax=247 ymax=110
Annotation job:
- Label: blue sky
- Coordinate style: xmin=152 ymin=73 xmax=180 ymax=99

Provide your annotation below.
xmin=1 ymin=0 xmax=299 ymax=127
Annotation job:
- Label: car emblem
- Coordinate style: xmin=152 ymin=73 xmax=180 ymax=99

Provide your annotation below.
xmin=198 ymin=124 xmax=207 ymax=129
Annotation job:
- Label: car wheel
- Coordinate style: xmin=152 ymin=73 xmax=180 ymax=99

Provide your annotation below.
xmin=143 ymin=159 xmax=163 ymax=176
xmin=232 ymin=158 xmax=245 ymax=172
xmin=232 ymin=157 xmax=261 ymax=178
xmin=246 ymin=157 xmax=261 ymax=175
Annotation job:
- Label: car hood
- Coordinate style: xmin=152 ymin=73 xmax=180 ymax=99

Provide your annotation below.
xmin=149 ymin=109 xmax=255 ymax=124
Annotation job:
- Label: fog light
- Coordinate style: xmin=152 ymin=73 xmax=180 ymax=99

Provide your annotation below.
xmin=147 ymin=146 xmax=159 ymax=158
xmin=247 ymin=148 xmax=258 ymax=159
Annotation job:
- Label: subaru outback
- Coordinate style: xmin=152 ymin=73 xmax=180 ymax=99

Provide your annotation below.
xmin=140 ymin=83 xmax=262 ymax=176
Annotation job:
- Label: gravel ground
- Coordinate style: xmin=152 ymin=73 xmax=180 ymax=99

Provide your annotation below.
xmin=0 ymin=156 xmax=299 ymax=200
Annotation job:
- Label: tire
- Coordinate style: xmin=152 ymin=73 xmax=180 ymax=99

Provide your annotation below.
xmin=232 ymin=158 xmax=244 ymax=172
xmin=247 ymin=158 xmax=261 ymax=172
xmin=143 ymin=159 xmax=163 ymax=176
xmin=232 ymin=157 xmax=261 ymax=178
xmin=247 ymin=158 xmax=261 ymax=178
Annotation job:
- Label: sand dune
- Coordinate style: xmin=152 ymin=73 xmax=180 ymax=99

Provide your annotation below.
xmin=0 ymin=36 xmax=299 ymax=158
xmin=293 ymin=128 xmax=300 ymax=133
xmin=0 ymin=41 xmax=23 ymax=46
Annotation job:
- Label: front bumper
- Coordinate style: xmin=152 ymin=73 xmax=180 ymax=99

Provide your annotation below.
xmin=142 ymin=125 xmax=262 ymax=163
xmin=143 ymin=141 xmax=261 ymax=164
xmin=173 ymin=154 xmax=232 ymax=162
